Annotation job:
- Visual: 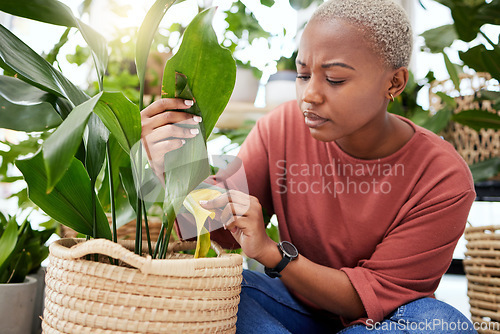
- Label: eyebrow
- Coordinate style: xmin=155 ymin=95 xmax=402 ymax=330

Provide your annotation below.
xmin=296 ymin=60 xmax=355 ymax=71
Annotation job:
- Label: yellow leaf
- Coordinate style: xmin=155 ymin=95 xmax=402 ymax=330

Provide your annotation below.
xmin=183 ymin=188 xmax=221 ymax=258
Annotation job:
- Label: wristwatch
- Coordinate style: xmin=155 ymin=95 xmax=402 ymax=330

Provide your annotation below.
xmin=264 ymin=241 xmax=299 ymax=278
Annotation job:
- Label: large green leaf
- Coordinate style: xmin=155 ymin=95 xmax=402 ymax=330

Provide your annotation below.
xmin=43 ymin=93 xmax=103 ymax=192
xmin=422 ymin=107 xmax=452 ymax=134
xmin=85 ymin=113 xmax=109 ymax=182
xmin=0 ymin=0 xmax=76 ymax=27
xmin=476 ymin=0 xmax=500 ymax=25
xmin=0 ymin=24 xmax=87 ymax=106
xmin=16 ymin=151 xmax=111 ymax=239
xmin=420 ymin=24 xmax=458 ymax=53
xmin=450 ymin=4 xmax=482 ymax=42
xmin=469 ymin=158 xmax=500 ymax=182
xmin=0 ymin=77 xmax=62 ymax=131
xmin=460 ymin=44 xmax=500 ymax=82
xmin=452 ymin=109 xmax=500 ymax=131
xmin=94 ymin=92 xmax=141 ymax=152
xmin=163 ymin=7 xmax=236 ymax=138
xmin=0 ymin=220 xmax=17 ymax=278
xmin=135 ymin=0 xmax=177 ymax=102
xmin=75 ymin=19 xmax=108 ymax=89
xmin=442 ymin=52 xmax=461 ymax=91
xmin=0 ymin=0 xmax=108 ymax=89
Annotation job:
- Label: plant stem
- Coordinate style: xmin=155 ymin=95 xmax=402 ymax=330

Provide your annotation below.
xmin=142 ymin=201 xmax=152 ymax=256
xmin=135 ymin=197 xmax=142 ymax=255
xmin=153 ymin=224 xmax=165 ymax=259
xmin=160 ymin=206 xmax=176 ymax=259
xmin=106 ymin=141 xmax=118 ymax=265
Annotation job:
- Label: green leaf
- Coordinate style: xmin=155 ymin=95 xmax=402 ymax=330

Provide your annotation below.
xmin=450 ymin=4 xmax=482 ymax=42
xmin=94 ymin=92 xmax=141 ymax=152
xmin=469 ymin=158 xmax=500 ymax=182
xmin=0 ymin=220 xmax=18 ymax=280
xmin=135 ymin=0 xmax=177 ymax=102
xmin=0 ymin=24 xmax=87 ymax=106
xmin=452 ymin=109 xmax=500 ymax=131
xmin=476 ymin=0 xmax=500 ymax=25
xmin=163 ymin=7 xmax=236 ymax=138
xmin=85 ymin=113 xmax=109 ymax=182
xmin=476 ymin=90 xmax=500 ymax=110
xmin=0 ymin=0 xmax=76 ymax=27
xmin=75 ymin=18 xmax=108 ymax=89
xmin=16 ymin=151 xmax=111 ymax=239
xmin=420 ymin=25 xmax=458 ymax=53
xmin=422 ymin=107 xmax=452 ymax=134
xmin=43 ymin=93 xmax=103 ymax=192
xmin=460 ymin=44 xmax=500 ymax=82
xmin=289 ymin=0 xmax=316 ymax=10
xmin=260 ymin=0 xmax=275 ymax=6
xmin=0 ymin=76 xmax=62 ymax=131
xmin=442 ymin=52 xmax=461 ymax=91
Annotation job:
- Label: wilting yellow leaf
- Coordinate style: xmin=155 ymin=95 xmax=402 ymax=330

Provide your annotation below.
xmin=183 ymin=188 xmax=221 ymax=258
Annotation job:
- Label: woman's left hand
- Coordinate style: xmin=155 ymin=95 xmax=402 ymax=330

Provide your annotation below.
xmin=200 ymin=190 xmax=276 ymax=263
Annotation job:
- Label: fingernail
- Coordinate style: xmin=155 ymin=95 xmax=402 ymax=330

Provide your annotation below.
xmin=223 ymin=224 xmax=227 ymax=230
xmin=190 ymin=128 xmax=199 ymax=135
xmin=184 ymin=100 xmax=194 ymax=106
xmin=181 ymin=139 xmax=186 ymax=145
xmin=199 ymin=200 xmax=208 ymax=205
xmin=193 ymin=116 xmax=202 ymax=123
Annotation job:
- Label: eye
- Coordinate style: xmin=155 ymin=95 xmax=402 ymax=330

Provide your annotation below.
xmin=296 ymin=74 xmax=310 ymax=81
xmin=326 ymin=78 xmax=346 ymax=85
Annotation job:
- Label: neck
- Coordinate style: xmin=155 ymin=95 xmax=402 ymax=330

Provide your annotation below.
xmin=335 ymin=113 xmax=412 ymax=160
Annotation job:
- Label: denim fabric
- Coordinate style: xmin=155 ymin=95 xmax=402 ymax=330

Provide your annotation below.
xmin=236 ymin=270 xmax=477 ymax=334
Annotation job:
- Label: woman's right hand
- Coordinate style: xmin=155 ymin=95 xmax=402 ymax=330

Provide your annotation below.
xmin=141 ymin=98 xmax=202 ymax=178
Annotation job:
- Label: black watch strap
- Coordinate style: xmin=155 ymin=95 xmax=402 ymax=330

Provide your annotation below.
xmin=264 ymin=241 xmax=298 ymax=278
xmin=264 ymin=256 xmax=292 ymax=278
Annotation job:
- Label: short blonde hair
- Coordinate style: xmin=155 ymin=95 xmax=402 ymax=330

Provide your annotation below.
xmin=311 ymin=0 xmax=413 ymax=69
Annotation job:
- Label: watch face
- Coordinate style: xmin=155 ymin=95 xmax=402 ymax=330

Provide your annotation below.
xmin=281 ymin=241 xmax=298 ymax=258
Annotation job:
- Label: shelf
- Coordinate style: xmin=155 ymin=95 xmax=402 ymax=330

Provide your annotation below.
xmin=216 ymin=101 xmax=274 ymax=129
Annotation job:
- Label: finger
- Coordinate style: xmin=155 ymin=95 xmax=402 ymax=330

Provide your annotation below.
xmin=200 ymin=190 xmax=250 ymax=210
xmin=150 ymin=111 xmax=202 ymax=129
xmin=220 ymin=202 xmax=249 ymax=227
xmin=149 ymin=139 xmax=186 ymax=170
xmin=141 ymin=98 xmax=194 ymax=117
xmin=145 ymin=125 xmax=200 ymax=143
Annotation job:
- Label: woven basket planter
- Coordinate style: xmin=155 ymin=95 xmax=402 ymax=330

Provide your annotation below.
xmin=41 ymin=238 xmax=243 ymax=334
xmin=464 ymin=225 xmax=500 ymax=333
xmin=430 ymin=73 xmax=500 ymax=179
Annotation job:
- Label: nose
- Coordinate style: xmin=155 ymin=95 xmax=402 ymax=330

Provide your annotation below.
xmin=300 ymin=76 xmax=323 ymax=105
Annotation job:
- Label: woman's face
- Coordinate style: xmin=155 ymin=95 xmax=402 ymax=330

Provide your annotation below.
xmin=296 ymin=18 xmax=393 ymax=143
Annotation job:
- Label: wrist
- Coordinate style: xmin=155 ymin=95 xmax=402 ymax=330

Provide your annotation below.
xmin=255 ymin=239 xmax=282 ymax=268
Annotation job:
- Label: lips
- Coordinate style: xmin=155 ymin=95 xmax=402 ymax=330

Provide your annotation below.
xmin=303 ymin=110 xmax=329 ymax=128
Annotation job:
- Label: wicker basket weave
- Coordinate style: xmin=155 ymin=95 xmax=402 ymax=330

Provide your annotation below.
xmin=41 ymin=238 xmax=243 ymax=334
xmin=464 ymin=225 xmax=500 ymax=333
xmin=430 ymin=73 xmax=499 ymax=173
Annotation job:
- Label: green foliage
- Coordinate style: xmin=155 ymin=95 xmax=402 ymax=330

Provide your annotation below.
xmin=0 ymin=213 xmax=54 ymax=284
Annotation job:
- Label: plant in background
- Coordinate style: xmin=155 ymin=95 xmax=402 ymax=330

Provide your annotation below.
xmin=420 ymin=0 xmax=500 ymax=181
xmin=0 ymin=212 xmax=54 ymax=283
xmin=0 ymin=0 xmax=236 ymax=259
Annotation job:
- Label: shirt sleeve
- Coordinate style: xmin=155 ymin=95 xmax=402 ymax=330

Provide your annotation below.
xmin=341 ymin=187 xmax=475 ymax=326
xmin=210 ymin=118 xmax=275 ymax=249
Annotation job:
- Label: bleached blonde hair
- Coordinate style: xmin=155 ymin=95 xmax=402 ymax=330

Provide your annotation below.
xmin=311 ymin=0 xmax=413 ymax=69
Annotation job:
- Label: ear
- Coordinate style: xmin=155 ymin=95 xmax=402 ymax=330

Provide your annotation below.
xmin=386 ymin=67 xmax=408 ymax=100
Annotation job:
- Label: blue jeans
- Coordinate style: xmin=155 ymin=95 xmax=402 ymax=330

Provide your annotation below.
xmin=236 ymin=270 xmax=477 ymax=334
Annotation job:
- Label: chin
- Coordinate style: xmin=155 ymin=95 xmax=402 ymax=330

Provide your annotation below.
xmin=309 ymin=128 xmax=337 ymax=143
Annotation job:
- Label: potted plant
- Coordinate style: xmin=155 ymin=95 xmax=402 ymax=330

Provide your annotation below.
xmin=419 ymin=0 xmax=500 ymax=181
xmin=0 ymin=0 xmax=242 ymax=332
xmin=0 ymin=212 xmax=54 ymax=334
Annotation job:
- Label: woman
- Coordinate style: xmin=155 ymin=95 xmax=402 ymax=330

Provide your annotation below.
xmin=141 ymin=0 xmax=477 ymax=332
